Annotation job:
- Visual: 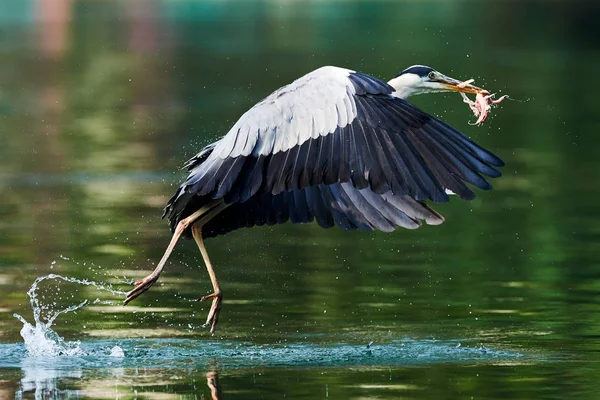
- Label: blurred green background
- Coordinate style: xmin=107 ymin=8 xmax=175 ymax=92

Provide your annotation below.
xmin=1 ymin=0 xmax=600 ymax=398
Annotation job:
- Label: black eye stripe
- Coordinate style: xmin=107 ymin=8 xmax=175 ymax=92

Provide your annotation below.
xmin=396 ymin=65 xmax=435 ymax=78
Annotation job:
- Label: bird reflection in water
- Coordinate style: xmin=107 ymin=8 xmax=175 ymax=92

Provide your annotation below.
xmin=206 ymin=371 xmax=223 ymax=400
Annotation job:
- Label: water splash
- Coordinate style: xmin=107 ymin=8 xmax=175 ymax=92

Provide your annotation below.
xmin=14 ymin=273 xmax=127 ymax=357
xmin=109 ymin=345 xmax=125 ymax=358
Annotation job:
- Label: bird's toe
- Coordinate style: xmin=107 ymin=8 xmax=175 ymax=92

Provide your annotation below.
xmin=201 ymin=292 xmax=223 ymax=334
xmin=123 ymin=274 xmax=159 ymax=305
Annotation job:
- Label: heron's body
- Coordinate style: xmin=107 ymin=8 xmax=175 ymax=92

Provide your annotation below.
xmin=125 ymin=65 xmax=504 ymax=333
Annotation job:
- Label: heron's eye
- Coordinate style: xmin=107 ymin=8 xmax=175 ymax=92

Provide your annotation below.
xmin=428 ymin=71 xmax=436 ymax=80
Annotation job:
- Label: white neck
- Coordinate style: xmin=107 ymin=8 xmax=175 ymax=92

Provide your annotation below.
xmin=387 ymin=74 xmax=424 ymax=100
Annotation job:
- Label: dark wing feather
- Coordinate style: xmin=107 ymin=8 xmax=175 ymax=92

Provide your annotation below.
xmin=202 ymin=182 xmax=444 ymax=239
xmin=163 ymin=140 xmax=221 ymax=224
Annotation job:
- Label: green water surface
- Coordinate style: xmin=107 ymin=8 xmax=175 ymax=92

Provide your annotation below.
xmin=0 ymin=0 xmax=599 ymax=398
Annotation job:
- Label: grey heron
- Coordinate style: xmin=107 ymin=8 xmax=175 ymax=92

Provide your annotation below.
xmin=124 ymin=65 xmax=504 ymax=334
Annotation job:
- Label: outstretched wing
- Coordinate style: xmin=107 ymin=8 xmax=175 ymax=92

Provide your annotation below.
xmin=202 ymin=182 xmax=445 ymax=239
xmin=167 ymin=66 xmax=503 ymax=227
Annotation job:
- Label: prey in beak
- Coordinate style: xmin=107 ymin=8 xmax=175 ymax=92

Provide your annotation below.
xmin=433 ymin=73 xmax=507 ymax=126
xmin=432 ymin=73 xmax=488 ymax=95
xmin=387 ymin=66 xmax=508 ymax=124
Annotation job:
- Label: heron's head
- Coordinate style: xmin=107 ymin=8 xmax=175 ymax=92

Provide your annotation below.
xmin=388 ymin=65 xmax=486 ymax=100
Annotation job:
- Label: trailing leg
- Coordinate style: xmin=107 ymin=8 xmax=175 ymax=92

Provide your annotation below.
xmin=124 ymin=204 xmax=219 ymax=305
xmin=192 ymin=223 xmax=223 ymax=334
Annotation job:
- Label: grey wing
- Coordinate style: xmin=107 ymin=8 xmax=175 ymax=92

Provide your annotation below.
xmin=181 ymin=65 xmax=361 ymax=204
xmin=178 ymin=65 xmax=502 ymax=206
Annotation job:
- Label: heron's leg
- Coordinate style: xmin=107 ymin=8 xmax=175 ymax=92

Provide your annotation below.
xmin=191 ymin=222 xmax=223 ymax=334
xmin=124 ymin=204 xmax=220 ymax=305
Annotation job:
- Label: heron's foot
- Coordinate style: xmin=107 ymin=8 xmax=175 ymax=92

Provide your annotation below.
xmin=199 ymin=291 xmax=222 ymax=334
xmin=124 ymin=272 xmax=160 ymax=305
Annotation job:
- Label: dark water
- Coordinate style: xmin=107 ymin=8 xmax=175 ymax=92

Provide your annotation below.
xmin=1 ymin=0 xmax=600 ymax=398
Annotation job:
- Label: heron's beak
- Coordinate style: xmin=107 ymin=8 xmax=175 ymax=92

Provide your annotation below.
xmin=436 ymin=74 xmax=488 ymax=95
